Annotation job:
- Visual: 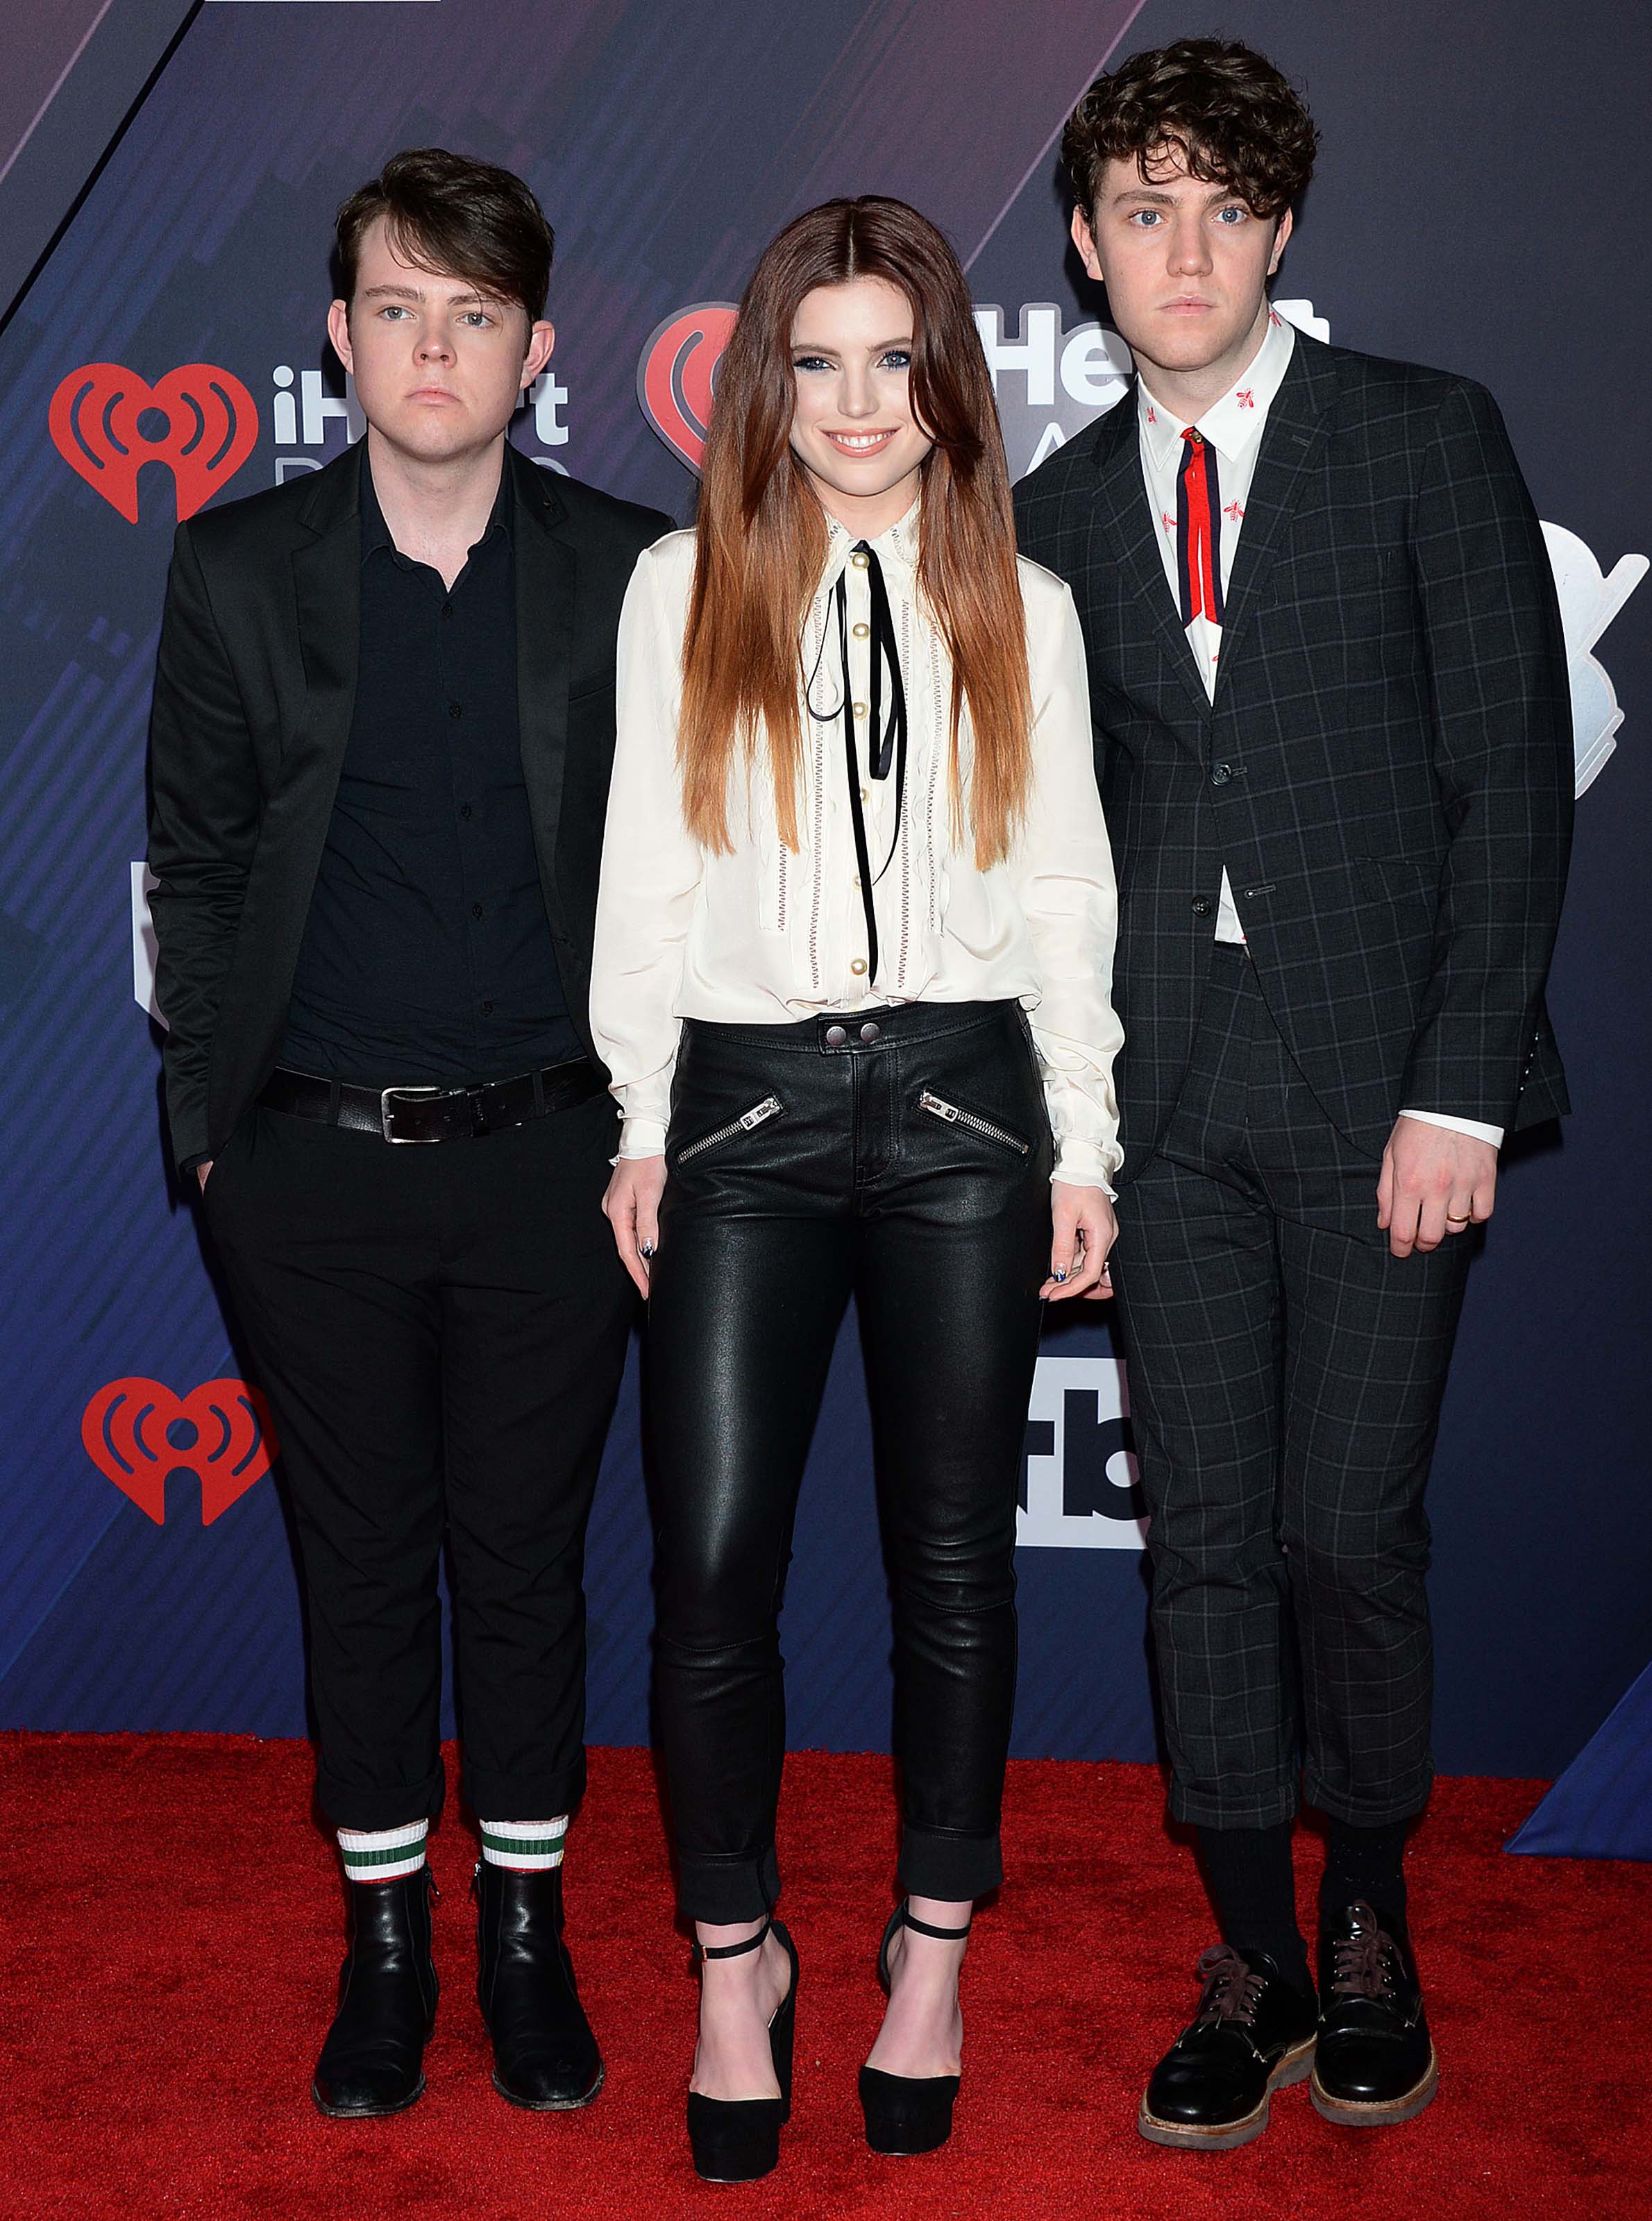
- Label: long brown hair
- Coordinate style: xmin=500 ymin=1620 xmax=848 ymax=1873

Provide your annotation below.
xmin=679 ymin=196 xmax=1031 ymax=868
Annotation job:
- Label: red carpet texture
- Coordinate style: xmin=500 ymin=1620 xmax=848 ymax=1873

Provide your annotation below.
xmin=1 ymin=1738 xmax=1646 ymax=2221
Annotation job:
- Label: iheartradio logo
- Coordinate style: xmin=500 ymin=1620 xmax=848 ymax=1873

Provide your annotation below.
xmin=637 ymin=304 xmax=736 ymax=473
xmin=50 ymin=361 xmax=258 ymax=522
xmin=83 ymin=1376 xmax=278 ymax=1525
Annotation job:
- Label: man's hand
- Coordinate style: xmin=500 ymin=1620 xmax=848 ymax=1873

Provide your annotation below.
xmin=1376 ymin=1120 xmax=1497 ymax=1260
xmin=602 ymin=1154 xmax=666 ymax=1297
xmin=1042 ymin=1183 xmax=1118 ymax=1302
xmin=196 ymin=1162 xmax=212 ymax=1192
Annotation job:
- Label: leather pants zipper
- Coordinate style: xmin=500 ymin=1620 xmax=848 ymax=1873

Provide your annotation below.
xmin=917 ymin=1091 xmax=1029 ymax=1156
xmin=676 ymin=1095 xmax=784 ymax=1163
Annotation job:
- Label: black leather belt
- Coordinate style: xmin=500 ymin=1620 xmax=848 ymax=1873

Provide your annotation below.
xmin=258 ymin=1058 xmax=604 ymax=1144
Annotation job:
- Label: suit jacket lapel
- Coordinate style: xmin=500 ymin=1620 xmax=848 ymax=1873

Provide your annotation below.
xmin=1088 ymin=395 xmax=1213 ymax=729
xmin=1211 ymin=337 xmax=1340 ymax=692
xmin=510 ymin=447 xmax=577 ymax=934
xmin=289 ymin=443 xmax=364 ymax=799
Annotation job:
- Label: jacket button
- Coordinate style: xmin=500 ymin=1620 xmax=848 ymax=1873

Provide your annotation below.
xmin=1210 ymin=762 xmax=1232 ymax=786
xmin=1190 ymin=896 xmax=1213 ymax=917
xmin=824 ymin=1024 xmax=848 ymax=1047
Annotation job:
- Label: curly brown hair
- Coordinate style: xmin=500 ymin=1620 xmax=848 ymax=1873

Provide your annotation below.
xmin=1061 ymin=37 xmax=1317 ymax=224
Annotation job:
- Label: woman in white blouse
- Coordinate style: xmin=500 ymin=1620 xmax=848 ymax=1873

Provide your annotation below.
xmin=590 ymin=196 xmax=1122 ymax=2184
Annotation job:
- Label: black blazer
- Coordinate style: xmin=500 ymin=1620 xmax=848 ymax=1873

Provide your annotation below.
xmin=1014 ymin=337 xmax=1573 ymax=1181
xmin=146 ymin=439 xmax=670 ymax=1170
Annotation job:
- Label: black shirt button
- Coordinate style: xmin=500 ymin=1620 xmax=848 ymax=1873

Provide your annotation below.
xmin=460 ymin=804 xmax=473 ymax=820
xmin=1190 ymin=895 xmax=1213 ymax=917
xmin=480 ymin=1000 xmax=494 ymax=1016
xmin=441 ymin=605 xmax=453 ymax=620
xmin=471 ymin=902 xmax=483 ymax=920
xmin=448 ymin=702 xmax=463 ymax=720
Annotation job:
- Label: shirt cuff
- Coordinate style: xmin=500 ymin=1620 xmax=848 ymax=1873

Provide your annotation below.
xmin=615 ymin=1116 xmax=667 ymax=1160
xmin=1397 ymin=1108 xmax=1504 ymax=1148
xmin=1050 ymin=1138 xmax=1119 ymax=1199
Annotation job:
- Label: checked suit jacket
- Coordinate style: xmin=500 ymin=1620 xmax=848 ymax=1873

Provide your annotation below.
xmin=1014 ymin=333 xmax=1574 ymax=1185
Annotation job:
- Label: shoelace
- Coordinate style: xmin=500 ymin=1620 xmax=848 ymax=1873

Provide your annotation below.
xmin=1329 ymin=1901 xmax=1399 ymax=2001
xmin=1192 ymin=1943 xmax=1265 ymax=2027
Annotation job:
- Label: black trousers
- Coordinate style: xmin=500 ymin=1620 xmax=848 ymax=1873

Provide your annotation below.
xmin=646 ymin=999 xmax=1052 ymax=1923
xmin=203 ymin=1088 xmax=633 ymax=1831
xmin=1111 ymin=947 xmax=1472 ymax=1832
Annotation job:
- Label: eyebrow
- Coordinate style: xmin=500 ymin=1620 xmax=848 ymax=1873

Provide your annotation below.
xmin=359 ymin=283 xmax=493 ymax=307
xmin=791 ymin=335 xmax=914 ymax=353
xmin=1109 ymin=185 xmax=1238 ymax=208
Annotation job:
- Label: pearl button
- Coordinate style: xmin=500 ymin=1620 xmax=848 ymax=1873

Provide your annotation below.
xmin=852 ymin=622 xmax=870 ymax=639
xmin=850 ymin=958 xmax=868 ymax=976
xmin=824 ymin=1024 xmax=848 ymax=1047
xmin=852 ymin=873 xmax=861 ymax=888
xmin=851 ymin=551 xmax=870 ymax=568
xmin=859 ymin=786 xmax=870 ymax=802
xmin=853 ymin=702 xmax=867 ymax=718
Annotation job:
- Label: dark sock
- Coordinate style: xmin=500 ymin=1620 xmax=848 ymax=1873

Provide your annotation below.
xmin=1195 ymin=1820 xmax=1311 ymax=1993
xmin=1320 ymin=1815 xmax=1411 ymax=1929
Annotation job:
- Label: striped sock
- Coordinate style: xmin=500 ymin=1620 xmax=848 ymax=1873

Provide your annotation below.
xmin=480 ymin=1816 xmax=568 ymax=1872
xmin=337 ymin=1818 xmax=428 ymax=1884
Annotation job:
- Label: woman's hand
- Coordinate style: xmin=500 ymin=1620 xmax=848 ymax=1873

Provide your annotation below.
xmin=602 ymin=1154 xmax=667 ymax=1297
xmin=1040 ymin=1182 xmax=1117 ymax=1303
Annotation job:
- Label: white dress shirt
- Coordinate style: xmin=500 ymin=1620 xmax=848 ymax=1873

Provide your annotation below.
xmin=589 ymin=508 xmax=1124 ymax=1189
xmin=1135 ymin=312 xmax=1502 ymax=1149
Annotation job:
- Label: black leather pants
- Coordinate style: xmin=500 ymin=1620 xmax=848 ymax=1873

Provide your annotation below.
xmin=646 ymin=998 xmax=1053 ymax=1923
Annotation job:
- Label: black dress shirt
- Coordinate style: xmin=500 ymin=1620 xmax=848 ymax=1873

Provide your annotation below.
xmin=281 ymin=453 xmax=581 ymax=1082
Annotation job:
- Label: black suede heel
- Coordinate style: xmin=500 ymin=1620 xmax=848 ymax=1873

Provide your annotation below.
xmin=685 ymin=1916 xmax=799 ymax=2184
xmin=859 ymin=1902 xmax=969 ymax=2156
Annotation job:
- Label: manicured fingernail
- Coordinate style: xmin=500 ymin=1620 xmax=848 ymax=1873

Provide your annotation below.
xmin=1053 ymin=1267 xmax=1068 ymax=1283
xmin=640 ymin=1242 xmax=655 ymax=1259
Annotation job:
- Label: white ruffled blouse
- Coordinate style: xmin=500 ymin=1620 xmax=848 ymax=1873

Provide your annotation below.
xmin=589 ymin=507 xmax=1123 ymax=1189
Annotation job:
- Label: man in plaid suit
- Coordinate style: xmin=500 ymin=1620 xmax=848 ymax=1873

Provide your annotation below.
xmin=1015 ymin=38 xmax=1571 ymax=2148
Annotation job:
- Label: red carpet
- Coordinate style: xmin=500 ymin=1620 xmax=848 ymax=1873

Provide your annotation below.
xmin=0 ymin=1737 xmax=1645 ymax=2221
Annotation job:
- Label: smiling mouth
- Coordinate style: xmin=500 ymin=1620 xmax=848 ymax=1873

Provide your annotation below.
xmin=822 ymin=428 xmax=899 ymax=456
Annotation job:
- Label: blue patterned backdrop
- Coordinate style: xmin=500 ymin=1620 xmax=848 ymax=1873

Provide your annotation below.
xmin=1 ymin=0 xmax=1647 ymax=1784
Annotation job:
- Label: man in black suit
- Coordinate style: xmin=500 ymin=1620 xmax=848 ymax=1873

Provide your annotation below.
xmin=1015 ymin=41 xmax=1571 ymax=2148
xmin=147 ymin=149 xmax=668 ymax=2120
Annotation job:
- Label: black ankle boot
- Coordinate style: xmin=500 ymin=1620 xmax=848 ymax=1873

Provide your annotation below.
xmin=312 ymin=1868 xmax=438 ymax=2119
xmin=475 ymin=1861 xmax=603 ymax=2109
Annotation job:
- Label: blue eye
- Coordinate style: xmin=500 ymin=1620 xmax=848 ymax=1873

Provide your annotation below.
xmin=1214 ymin=205 xmax=1248 ymax=225
xmin=880 ymin=350 xmax=912 ymax=370
xmin=792 ymin=355 xmax=832 ymax=373
xmin=1129 ymin=210 xmax=1163 ymax=228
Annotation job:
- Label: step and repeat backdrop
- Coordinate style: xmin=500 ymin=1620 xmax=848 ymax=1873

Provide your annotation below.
xmin=1 ymin=0 xmax=1646 ymax=1782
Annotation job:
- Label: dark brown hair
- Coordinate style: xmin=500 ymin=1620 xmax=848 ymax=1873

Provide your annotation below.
xmin=335 ymin=148 xmax=554 ymax=326
xmin=1062 ymin=37 xmax=1317 ymax=223
xmin=680 ymin=196 xmax=1031 ymax=868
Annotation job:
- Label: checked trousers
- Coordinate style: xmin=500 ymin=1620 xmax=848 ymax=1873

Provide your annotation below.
xmin=1110 ymin=945 xmax=1473 ymax=1831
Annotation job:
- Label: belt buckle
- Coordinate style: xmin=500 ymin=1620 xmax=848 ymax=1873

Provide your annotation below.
xmin=380 ymin=1084 xmax=450 ymax=1143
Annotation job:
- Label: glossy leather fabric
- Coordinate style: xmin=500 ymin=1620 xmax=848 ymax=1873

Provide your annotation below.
xmin=646 ymin=999 xmax=1052 ymax=1922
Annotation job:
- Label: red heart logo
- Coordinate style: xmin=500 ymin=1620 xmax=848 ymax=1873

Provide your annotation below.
xmin=82 ymin=1376 xmax=278 ymax=1525
xmin=50 ymin=362 xmax=259 ymax=523
xmin=636 ymin=305 xmax=738 ymax=473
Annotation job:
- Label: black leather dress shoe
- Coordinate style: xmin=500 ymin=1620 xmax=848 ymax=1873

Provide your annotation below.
xmin=1138 ymin=1945 xmax=1318 ymax=2151
xmin=475 ymin=1861 xmax=603 ymax=2109
xmin=1311 ymin=1900 xmax=1437 ymax=2127
xmin=312 ymin=1869 xmax=438 ymax=2118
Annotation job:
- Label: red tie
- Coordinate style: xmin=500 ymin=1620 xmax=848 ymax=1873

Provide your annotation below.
xmin=1177 ymin=428 xmax=1224 ymax=627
